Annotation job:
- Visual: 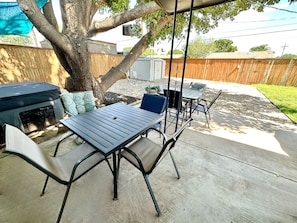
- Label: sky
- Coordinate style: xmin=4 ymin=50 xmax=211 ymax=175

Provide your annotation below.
xmin=4 ymin=0 xmax=295 ymax=57
xmin=145 ymin=0 xmax=297 ymax=57
xmin=200 ymin=0 xmax=297 ymax=56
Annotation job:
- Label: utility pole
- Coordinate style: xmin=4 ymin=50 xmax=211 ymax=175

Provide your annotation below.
xmin=281 ymin=43 xmax=288 ymax=56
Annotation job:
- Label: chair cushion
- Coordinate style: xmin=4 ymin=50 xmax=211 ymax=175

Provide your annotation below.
xmin=83 ymin=91 xmax=96 ymax=112
xmin=61 ymin=93 xmax=78 ymax=116
xmin=121 ymin=137 xmax=162 ymax=173
xmin=61 ymin=91 xmax=96 ymax=116
xmin=73 ymin=92 xmax=86 ymax=114
xmin=140 ymin=93 xmax=167 ymax=114
xmin=54 ymin=142 xmax=105 ymax=182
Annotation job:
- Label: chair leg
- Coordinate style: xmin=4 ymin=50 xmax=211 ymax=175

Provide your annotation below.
xmin=204 ymin=112 xmax=209 ymax=127
xmin=40 ymin=176 xmax=72 ymax=222
xmin=41 ymin=176 xmax=50 ymax=196
xmin=169 ymin=151 xmax=180 ymax=179
xmin=143 ymin=174 xmax=161 ymax=217
xmin=56 ymin=183 xmax=73 ymax=223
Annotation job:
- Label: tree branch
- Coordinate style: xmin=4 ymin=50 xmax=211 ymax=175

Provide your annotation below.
xmin=17 ymin=0 xmax=73 ymax=56
xmin=43 ymin=0 xmax=58 ymax=29
xmin=88 ymin=1 xmax=161 ymax=37
xmin=100 ymin=15 xmax=171 ymax=92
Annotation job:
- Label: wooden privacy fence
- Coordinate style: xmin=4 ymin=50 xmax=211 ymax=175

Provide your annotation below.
xmin=0 ymin=44 xmax=69 ymax=88
xmin=164 ymin=58 xmax=297 ymax=86
xmin=1 ymin=44 xmax=296 ymax=87
xmin=0 ymin=44 xmax=123 ymax=89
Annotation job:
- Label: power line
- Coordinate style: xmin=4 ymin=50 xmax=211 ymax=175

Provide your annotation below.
xmin=220 ymin=16 xmax=297 ymax=23
xmin=208 ymin=22 xmax=297 ymax=35
xmin=206 ymin=29 xmax=297 ymax=39
xmin=266 ymin=6 xmax=297 ymax=14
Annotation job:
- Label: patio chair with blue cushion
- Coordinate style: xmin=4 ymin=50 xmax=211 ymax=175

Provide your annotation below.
xmin=117 ymin=118 xmax=192 ymax=216
xmin=140 ymin=93 xmax=167 ymax=131
xmin=4 ymin=124 xmax=112 ymax=223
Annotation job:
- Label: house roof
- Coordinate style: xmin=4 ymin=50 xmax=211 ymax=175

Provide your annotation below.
xmin=154 ymin=0 xmax=233 ymax=14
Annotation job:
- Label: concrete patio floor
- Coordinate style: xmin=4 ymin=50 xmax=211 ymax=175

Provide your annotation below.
xmin=1 ymin=78 xmax=297 ymax=222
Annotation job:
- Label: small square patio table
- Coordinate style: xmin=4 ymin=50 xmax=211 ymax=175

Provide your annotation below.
xmin=60 ymin=103 xmax=163 ymax=199
xmin=181 ymin=88 xmax=205 ymax=117
xmin=160 ymin=85 xmax=206 ymax=118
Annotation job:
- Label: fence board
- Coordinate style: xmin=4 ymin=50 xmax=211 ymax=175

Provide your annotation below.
xmin=285 ymin=60 xmax=297 ymax=86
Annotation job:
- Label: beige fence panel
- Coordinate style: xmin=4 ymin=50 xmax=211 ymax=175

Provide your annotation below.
xmin=90 ymin=53 xmax=124 ymax=77
xmin=0 ymin=44 xmax=69 ymax=88
xmin=0 ymin=45 xmax=124 ymax=89
xmin=164 ymin=58 xmax=297 ymax=86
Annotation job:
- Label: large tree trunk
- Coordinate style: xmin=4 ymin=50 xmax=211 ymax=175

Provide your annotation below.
xmin=64 ymin=41 xmax=93 ymax=91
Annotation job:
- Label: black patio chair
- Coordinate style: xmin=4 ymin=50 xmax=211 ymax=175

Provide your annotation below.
xmin=192 ymin=89 xmax=222 ymax=127
xmin=163 ymin=89 xmax=187 ymax=124
xmin=4 ymin=124 xmax=112 ymax=223
xmin=117 ymin=118 xmax=193 ymax=216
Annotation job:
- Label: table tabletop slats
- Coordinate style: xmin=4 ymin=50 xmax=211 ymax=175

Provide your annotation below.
xmin=60 ymin=103 xmax=163 ymax=156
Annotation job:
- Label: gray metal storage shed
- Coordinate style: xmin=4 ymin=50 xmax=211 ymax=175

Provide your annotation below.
xmin=128 ymin=58 xmax=165 ymax=81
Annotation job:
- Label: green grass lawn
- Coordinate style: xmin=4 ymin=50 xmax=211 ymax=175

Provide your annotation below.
xmin=253 ymin=84 xmax=297 ymax=124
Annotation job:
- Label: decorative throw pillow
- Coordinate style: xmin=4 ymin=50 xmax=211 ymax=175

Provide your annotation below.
xmin=83 ymin=91 xmax=96 ymax=112
xmin=60 ymin=93 xmax=78 ymax=116
xmin=73 ymin=92 xmax=86 ymax=114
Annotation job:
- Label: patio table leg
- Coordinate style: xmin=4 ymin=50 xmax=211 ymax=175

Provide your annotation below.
xmin=113 ymin=152 xmax=118 ymax=200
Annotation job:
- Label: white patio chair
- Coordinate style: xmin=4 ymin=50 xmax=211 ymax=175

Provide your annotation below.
xmin=4 ymin=124 xmax=112 ymax=223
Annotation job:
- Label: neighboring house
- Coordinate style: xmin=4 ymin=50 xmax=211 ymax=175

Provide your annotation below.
xmin=40 ymin=39 xmax=117 ymax=54
xmin=206 ymin=51 xmax=275 ymax=59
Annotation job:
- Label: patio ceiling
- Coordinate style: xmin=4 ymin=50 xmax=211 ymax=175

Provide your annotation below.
xmin=154 ymin=0 xmax=234 ymax=14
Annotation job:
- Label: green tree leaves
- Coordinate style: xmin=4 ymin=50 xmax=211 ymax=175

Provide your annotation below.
xmin=214 ymin=39 xmax=237 ymax=52
xmin=250 ymin=44 xmax=271 ymax=52
xmin=185 ymin=37 xmax=238 ymax=58
xmin=185 ymin=37 xmax=216 ymax=58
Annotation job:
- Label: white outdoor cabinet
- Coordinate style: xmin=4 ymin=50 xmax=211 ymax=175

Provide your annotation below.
xmin=128 ymin=58 xmax=165 ymax=81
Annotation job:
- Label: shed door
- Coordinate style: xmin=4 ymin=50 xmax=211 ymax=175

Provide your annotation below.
xmin=153 ymin=60 xmax=163 ymax=80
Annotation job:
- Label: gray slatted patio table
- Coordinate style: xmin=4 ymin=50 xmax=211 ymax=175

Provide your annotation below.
xmin=60 ymin=103 xmax=163 ymax=199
